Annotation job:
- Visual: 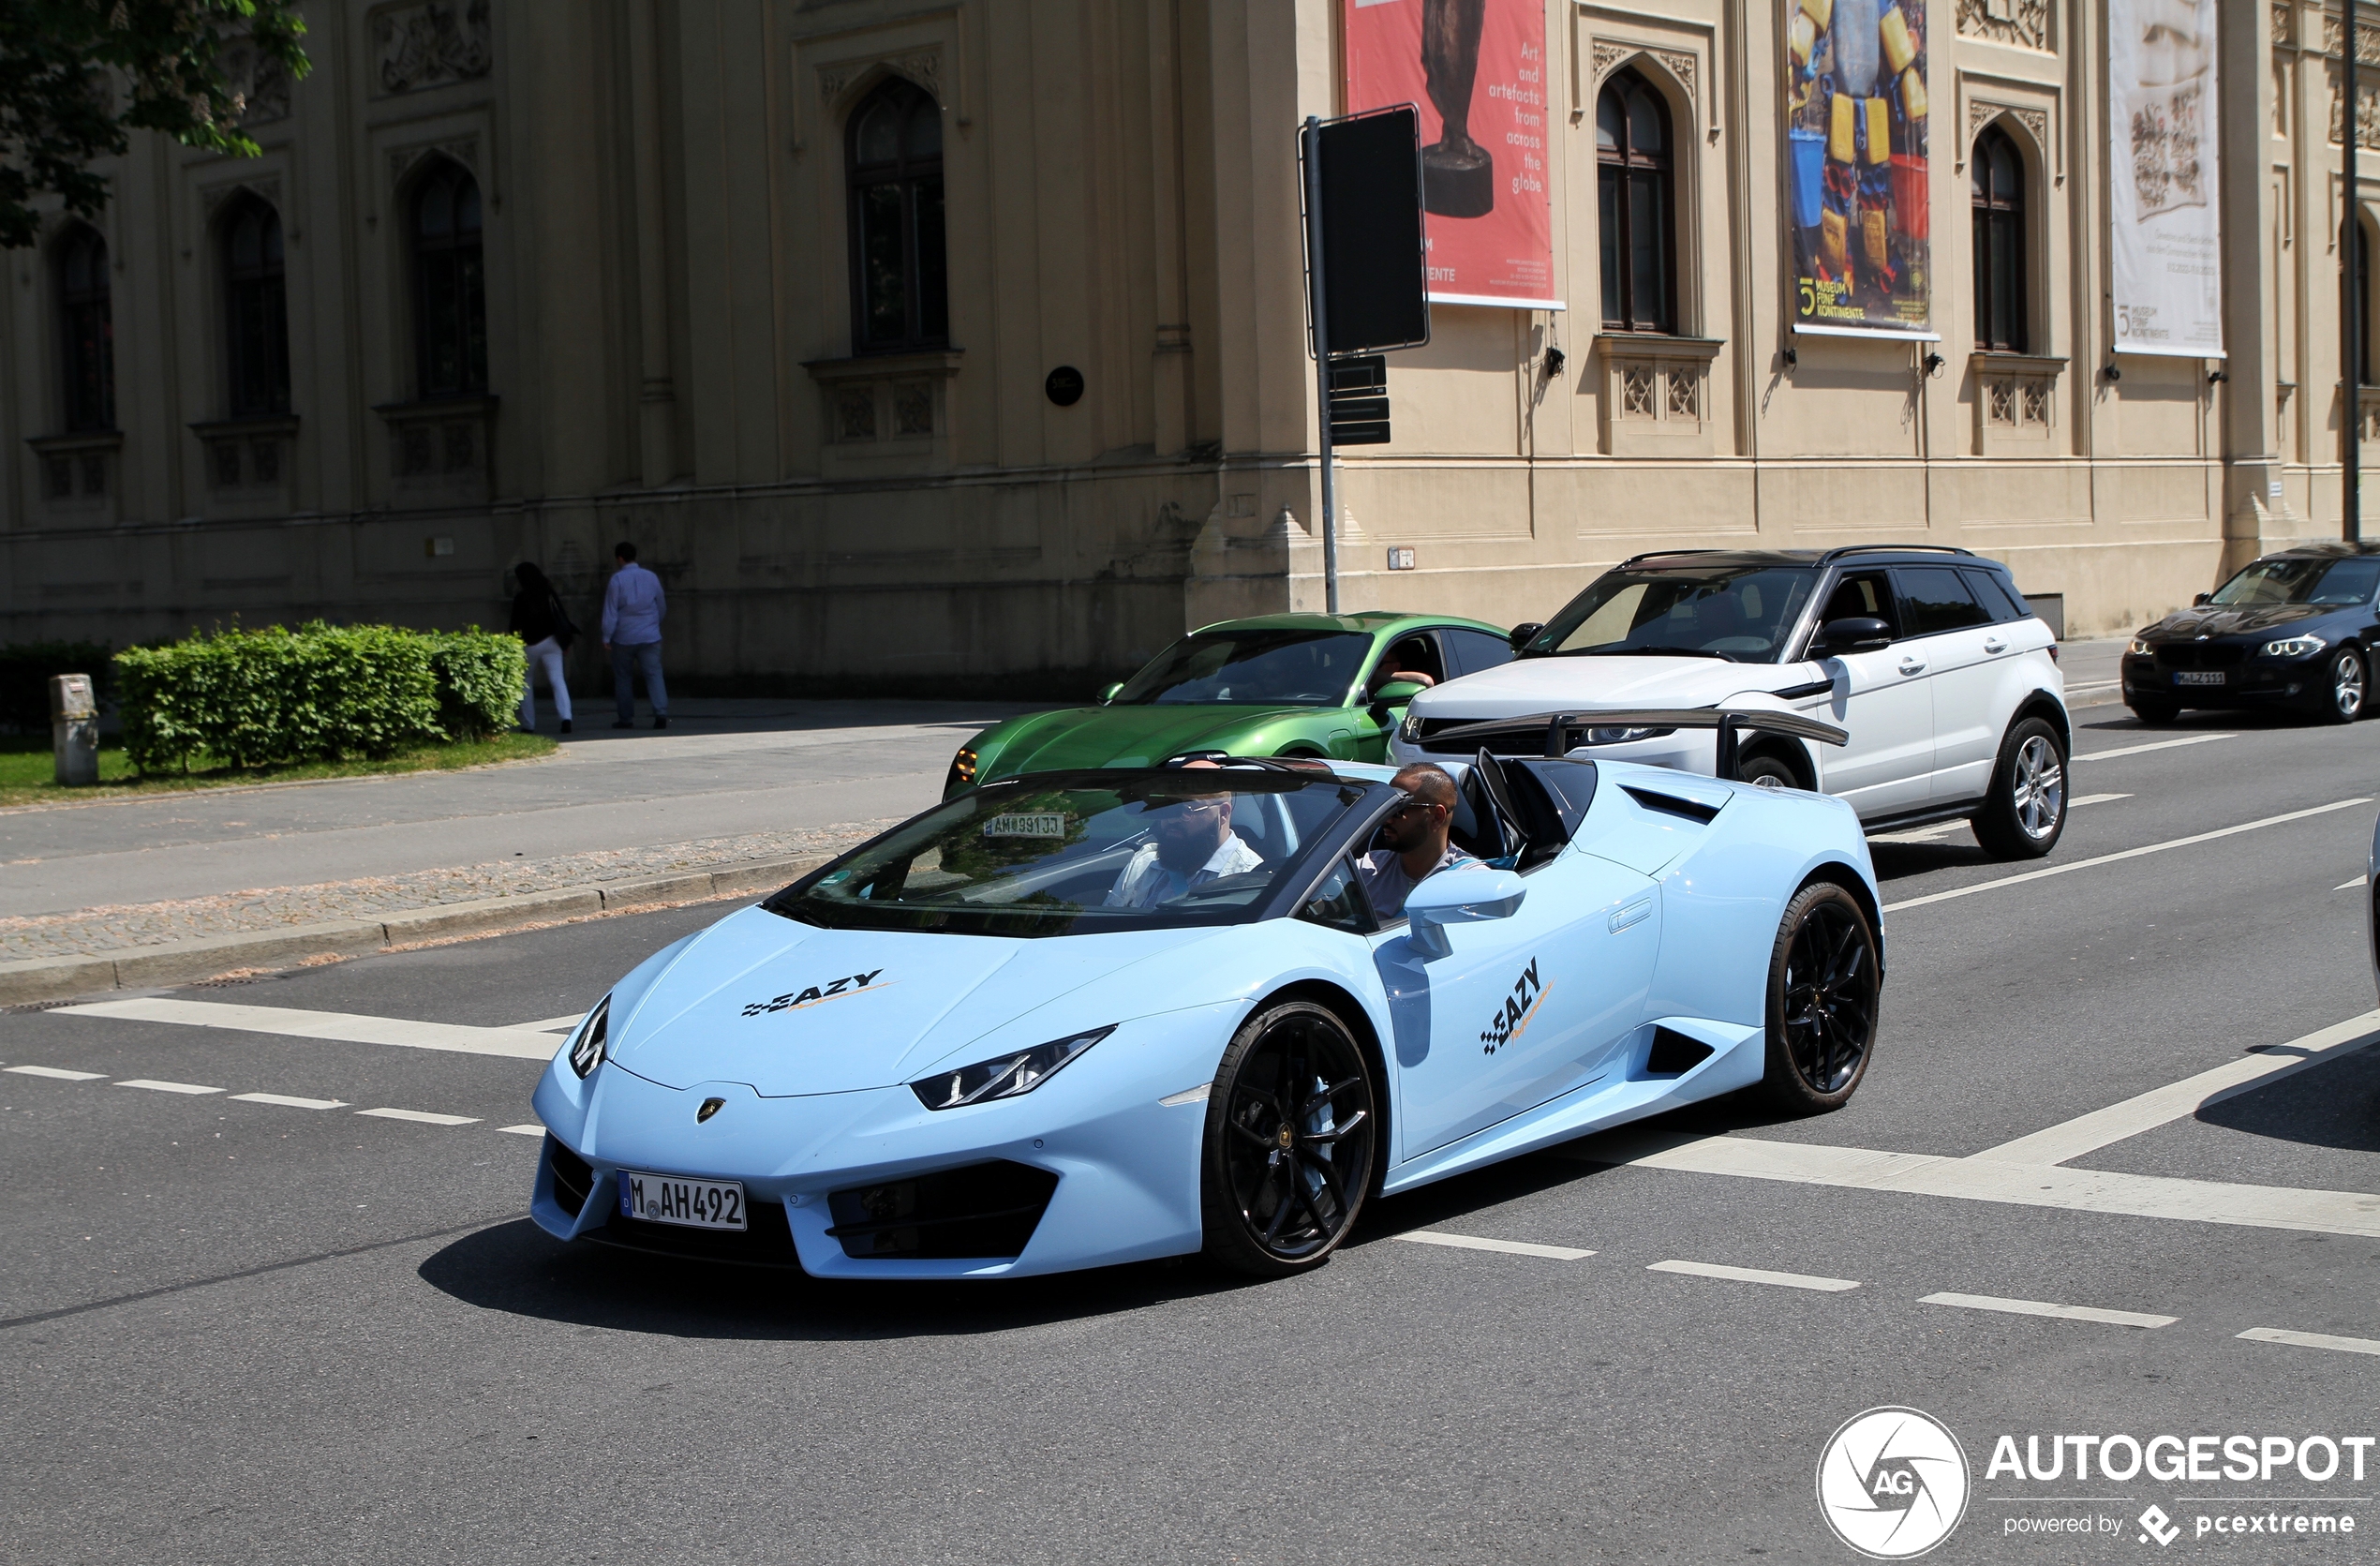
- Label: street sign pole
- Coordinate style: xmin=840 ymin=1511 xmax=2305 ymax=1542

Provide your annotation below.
xmin=1302 ymin=114 xmax=1341 ymax=612
xmin=2350 ymin=0 xmax=2363 ymax=543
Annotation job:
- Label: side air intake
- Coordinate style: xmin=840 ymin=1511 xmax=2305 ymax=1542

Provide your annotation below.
xmin=1644 ymin=1027 xmax=1715 ymax=1077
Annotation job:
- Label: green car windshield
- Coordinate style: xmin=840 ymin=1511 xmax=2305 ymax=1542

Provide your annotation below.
xmin=1112 ymin=630 xmax=1375 ymax=707
xmin=2209 ymin=555 xmax=2380 ymax=608
xmin=1531 ymin=565 xmax=1818 ymax=664
xmin=768 ymin=772 xmax=1372 ymax=936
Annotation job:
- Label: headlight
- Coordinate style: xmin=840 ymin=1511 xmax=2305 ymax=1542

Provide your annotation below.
xmin=1587 ymin=725 xmax=1669 ymax=745
xmin=2127 ymin=636 xmax=2151 ymax=655
xmin=949 ymin=746 xmax=979 ymax=786
xmin=910 ymin=1025 xmax=1113 ymax=1110
xmin=567 ymin=995 xmax=610 ymax=1079
xmin=2261 ymin=634 xmax=2328 ymax=658
xmin=1398 ymin=710 xmax=1425 ymax=742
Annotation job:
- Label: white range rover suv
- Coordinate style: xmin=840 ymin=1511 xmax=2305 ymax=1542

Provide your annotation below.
xmin=1389 ymin=545 xmax=2072 ymax=858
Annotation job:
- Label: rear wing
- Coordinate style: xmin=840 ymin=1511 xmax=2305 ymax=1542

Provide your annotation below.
xmin=1421 ymin=707 xmax=1850 ymax=781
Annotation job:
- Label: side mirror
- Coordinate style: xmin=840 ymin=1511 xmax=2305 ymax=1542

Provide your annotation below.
xmin=1813 ymin=617 xmax=1893 ymax=654
xmin=1096 ymin=682 xmax=1123 ymax=704
xmin=1404 ymin=869 xmax=1526 ymax=959
xmin=2193 ymin=593 xmax=2212 ymax=607
xmin=1508 ymin=622 xmax=1545 ymax=652
xmin=1370 ymin=679 xmax=1425 ymax=709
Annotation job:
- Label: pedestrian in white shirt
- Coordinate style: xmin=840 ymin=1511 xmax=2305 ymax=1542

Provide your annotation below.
xmin=1106 ymin=766 xmax=1265 ymax=908
xmin=602 ymin=541 xmax=669 ymax=730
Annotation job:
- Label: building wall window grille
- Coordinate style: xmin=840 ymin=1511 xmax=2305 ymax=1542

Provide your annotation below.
xmin=222 ymin=197 xmax=290 ymax=416
xmin=1971 ymin=126 xmax=2027 ymax=353
xmin=846 ymin=78 xmax=948 ymax=353
xmin=1597 ymin=68 xmax=1675 ymax=335
xmin=56 ymin=225 xmax=116 ymax=431
xmin=411 ymin=159 xmax=488 ymax=395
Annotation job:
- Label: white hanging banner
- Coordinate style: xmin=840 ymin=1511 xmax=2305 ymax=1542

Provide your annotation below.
xmin=2108 ymin=0 xmax=2224 ymax=357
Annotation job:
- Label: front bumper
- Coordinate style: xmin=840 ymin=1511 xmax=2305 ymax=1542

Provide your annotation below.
xmin=2121 ymin=651 xmax=2318 ymax=707
xmin=528 ymin=1005 xmax=1238 ymax=1279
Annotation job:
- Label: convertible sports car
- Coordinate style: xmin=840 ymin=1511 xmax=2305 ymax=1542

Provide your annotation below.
xmin=530 ymin=713 xmax=1882 ymax=1281
xmin=945 ymin=610 xmax=1517 ymax=794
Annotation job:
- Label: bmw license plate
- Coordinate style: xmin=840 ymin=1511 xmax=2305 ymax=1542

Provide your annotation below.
xmin=2174 ymin=671 xmax=2225 ymax=687
xmin=618 ymin=1170 xmax=747 ymax=1230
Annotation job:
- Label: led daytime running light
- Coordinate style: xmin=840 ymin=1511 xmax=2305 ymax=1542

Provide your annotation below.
xmin=911 ymin=1025 xmax=1114 ymax=1111
xmin=2261 ymin=634 xmax=2328 ymax=658
xmin=568 ymin=995 xmax=611 ymax=1079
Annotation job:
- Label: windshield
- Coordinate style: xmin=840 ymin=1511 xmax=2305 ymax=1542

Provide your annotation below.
xmin=2209 ymin=555 xmax=2380 ymax=608
xmin=1112 ymin=631 xmax=1374 ymax=707
xmin=766 ymin=772 xmax=1372 ymax=936
xmin=1530 ymin=565 xmax=1819 ymax=663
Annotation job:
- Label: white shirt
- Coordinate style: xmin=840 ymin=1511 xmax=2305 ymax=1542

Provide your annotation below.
xmin=602 ymin=561 xmax=667 ymax=644
xmin=1356 ymin=843 xmax=1478 ymax=918
xmin=1104 ymin=833 xmax=1265 ymax=908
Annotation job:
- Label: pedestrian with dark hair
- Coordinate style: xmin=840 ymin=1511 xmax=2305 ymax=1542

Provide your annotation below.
xmin=602 ymin=540 xmax=669 ymax=730
xmin=508 ymin=560 xmax=576 ymax=734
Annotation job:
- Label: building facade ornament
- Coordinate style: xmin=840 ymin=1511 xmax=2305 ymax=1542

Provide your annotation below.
xmin=387 ymin=138 xmax=480 ymax=193
xmin=1969 ymin=99 xmax=2049 ymax=157
xmin=819 ymin=49 xmax=945 ymax=112
xmin=371 ymin=0 xmax=493 ymax=97
xmin=1956 ymin=0 xmax=2049 ymax=52
xmin=220 ymin=37 xmax=293 ymax=126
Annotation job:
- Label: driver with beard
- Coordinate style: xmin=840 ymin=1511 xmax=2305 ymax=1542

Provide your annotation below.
xmin=1104 ymin=761 xmax=1266 ymax=908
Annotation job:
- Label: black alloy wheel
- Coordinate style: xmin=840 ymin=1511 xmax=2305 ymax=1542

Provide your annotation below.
xmin=1971 ymin=716 xmax=2067 ymax=860
xmin=1200 ymin=1000 xmax=1377 ymax=1277
xmin=2314 ymin=647 xmax=2368 ymax=725
xmin=1758 ymin=881 xmax=1880 ymax=1114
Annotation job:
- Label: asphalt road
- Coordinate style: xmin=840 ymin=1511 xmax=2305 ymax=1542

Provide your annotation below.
xmin=7 ymin=703 xmax=2379 ymax=1565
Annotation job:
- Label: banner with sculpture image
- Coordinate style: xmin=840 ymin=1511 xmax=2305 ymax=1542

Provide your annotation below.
xmin=2109 ymin=0 xmax=2224 ymax=355
xmin=1342 ymin=0 xmax=1556 ymax=308
xmin=1784 ymin=0 xmax=1932 ymax=336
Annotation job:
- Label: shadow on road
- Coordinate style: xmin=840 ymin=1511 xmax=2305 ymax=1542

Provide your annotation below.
xmin=2194 ymin=1041 xmax=2380 ymax=1155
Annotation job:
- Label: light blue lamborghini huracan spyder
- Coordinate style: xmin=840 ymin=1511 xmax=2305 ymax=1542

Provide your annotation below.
xmin=528 ymin=709 xmax=1882 ymax=1281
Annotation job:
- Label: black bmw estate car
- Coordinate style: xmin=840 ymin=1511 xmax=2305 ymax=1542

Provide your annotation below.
xmin=2123 ymin=544 xmax=2380 ymax=724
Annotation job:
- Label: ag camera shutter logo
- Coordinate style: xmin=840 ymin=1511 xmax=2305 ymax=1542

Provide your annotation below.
xmin=1816 ymin=1407 xmax=1971 ymax=1559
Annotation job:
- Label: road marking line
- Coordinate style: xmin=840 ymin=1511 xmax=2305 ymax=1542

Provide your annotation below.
xmin=2072 ymin=733 xmax=2235 ymax=763
xmin=515 ymin=1014 xmax=587 ymax=1034
xmin=1396 ymin=1230 xmax=1594 ymax=1260
xmin=2068 ymin=793 xmax=2132 ymax=807
xmin=1971 ymin=1010 xmax=2380 ymax=1166
xmin=230 ymin=1092 xmax=348 ymax=1110
xmin=1882 ymin=798 xmax=2373 ymax=913
xmin=115 ymin=1079 xmax=222 ymax=1095
xmin=355 ymin=1107 xmax=480 ymax=1126
xmin=2238 ymin=1327 xmax=2380 ymax=1358
xmin=1919 ymin=1291 xmax=2176 ymax=1328
xmin=1568 ymin=1130 xmax=2380 ymax=1238
xmin=1646 ymin=1259 xmax=1859 ymax=1292
xmin=496 ymin=1124 xmax=546 ymax=1137
xmin=5 ymin=1065 xmax=105 ymax=1081
xmin=2338 ymin=877 xmax=2366 ymax=892
xmin=56 ymin=998 xmax=563 ymax=1060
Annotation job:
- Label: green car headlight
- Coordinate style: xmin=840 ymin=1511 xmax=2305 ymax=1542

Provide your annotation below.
xmin=911 ymin=1025 xmax=1114 ymax=1110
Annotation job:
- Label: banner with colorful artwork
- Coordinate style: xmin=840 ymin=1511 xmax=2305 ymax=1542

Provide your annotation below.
xmin=1342 ymin=0 xmax=1556 ymax=308
xmin=2110 ymin=0 xmax=2224 ymax=355
xmin=1783 ymin=0 xmax=1933 ymax=336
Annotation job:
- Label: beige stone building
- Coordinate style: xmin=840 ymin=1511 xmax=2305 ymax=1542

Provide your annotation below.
xmin=0 ymin=1 xmax=2364 ymax=687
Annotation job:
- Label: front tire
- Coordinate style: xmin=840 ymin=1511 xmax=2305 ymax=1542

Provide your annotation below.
xmin=1200 ymin=1001 xmax=1377 ymax=1277
xmin=1971 ymin=716 xmax=2068 ymax=860
xmin=1757 ymin=882 xmax=1881 ymax=1115
xmin=2313 ymin=647 xmax=2368 ymax=724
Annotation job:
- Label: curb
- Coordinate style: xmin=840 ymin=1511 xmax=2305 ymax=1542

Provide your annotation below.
xmin=0 ymin=852 xmax=833 ymax=1007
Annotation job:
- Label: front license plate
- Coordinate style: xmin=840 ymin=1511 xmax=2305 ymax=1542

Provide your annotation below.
xmin=618 ymin=1170 xmax=747 ymax=1230
xmin=2174 ymin=671 xmax=2225 ymax=687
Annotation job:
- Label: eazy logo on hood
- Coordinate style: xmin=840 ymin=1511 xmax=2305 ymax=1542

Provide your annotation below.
xmin=740 ymin=969 xmax=887 ymax=1017
xmin=1480 ymin=959 xmax=1549 ymax=1055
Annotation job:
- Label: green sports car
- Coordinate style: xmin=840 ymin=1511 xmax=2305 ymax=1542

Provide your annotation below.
xmin=945 ymin=611 xmax=1520 ymax=795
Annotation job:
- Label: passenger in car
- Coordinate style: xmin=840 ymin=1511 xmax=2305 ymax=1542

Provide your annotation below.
xmin=1357 ymin=763 xmax=1480 ymax=918
xmin=1105 ymin=764 xmax=1265 ymax=907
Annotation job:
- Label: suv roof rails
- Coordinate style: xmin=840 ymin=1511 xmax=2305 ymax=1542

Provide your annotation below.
xmin=1619 ymin=548 xmax=1738 ymax=565
xmin=1817 ymin=544 xmax=1978 ymax=564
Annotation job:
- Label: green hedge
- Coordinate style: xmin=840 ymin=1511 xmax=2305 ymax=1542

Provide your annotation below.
xmin=115 ymin=623 xmax=526 ymax=772
xmin=1 ymin=641 xmax=113 ymax=733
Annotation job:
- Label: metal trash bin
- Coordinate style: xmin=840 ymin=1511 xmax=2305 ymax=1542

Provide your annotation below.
xmin=51 ymin=673 xmax=99 ymax=786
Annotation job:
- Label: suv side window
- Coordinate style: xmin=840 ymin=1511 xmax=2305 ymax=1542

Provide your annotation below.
xmin=1895 ymin=567 xmax=1994 ymax=638
xmin=1960 ymin=568 xmax=2029 ymax=623
xmin=1442 ymin=627 xmax=1518 ymax=679
xmin=1816 ymin=570 xmax=1901 ymax=641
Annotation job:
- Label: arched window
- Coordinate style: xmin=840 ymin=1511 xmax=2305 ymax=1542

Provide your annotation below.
xmin=411 ymin=159 xmax=487 ymax=396
xmin=56 ymin=225 xmax=115 ymax=431
xmin=221 ymin=195 xmax=290 ymax=415
xmin=1971 ymin=126 xmax=2027 ymax=353
xmin=845 ymin=78 xmax=948 ymax=353
xmin=1597 ymin=68 xmax=1674 ymax=334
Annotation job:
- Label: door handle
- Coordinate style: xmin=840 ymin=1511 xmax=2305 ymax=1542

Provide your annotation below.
xmin=1983 ymin=638 xmax=2008 ymax=655
xmin=1897 ymin=658 xmax=1926 ymax=676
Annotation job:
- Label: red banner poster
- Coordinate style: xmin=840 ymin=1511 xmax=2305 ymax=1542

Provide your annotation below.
xmin=1343 ymin=0 xmax=1557 ymax=308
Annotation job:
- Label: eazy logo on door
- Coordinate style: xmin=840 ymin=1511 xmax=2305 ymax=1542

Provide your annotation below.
xmin=740 ymin=970 xmax=886 ymax=1017
xmin=1480 ymin=959 xmax=1549 ymax=1054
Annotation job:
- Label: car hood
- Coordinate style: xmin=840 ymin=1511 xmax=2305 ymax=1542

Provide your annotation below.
xmin=2136 ymin=604 xmax=2328 ymax=642
xmin=1407 ymin=654 xmax=1806 ymax=718
xmin=603 ymin=904 xmax=1235 ymax=1096
xmin=979 ymin=704 xmax=1332 ymax=772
